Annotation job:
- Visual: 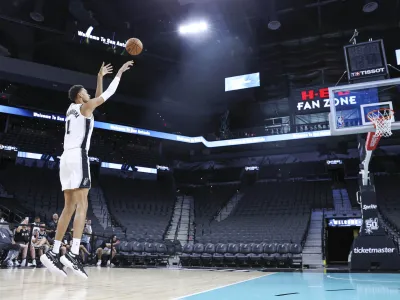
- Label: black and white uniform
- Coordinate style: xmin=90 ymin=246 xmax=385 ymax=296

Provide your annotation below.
xmin=60 ymin=103 xmax=94 ymax=191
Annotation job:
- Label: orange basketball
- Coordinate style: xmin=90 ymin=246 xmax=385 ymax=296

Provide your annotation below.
xmin=126 ymin=38 xmax=143 ymax=56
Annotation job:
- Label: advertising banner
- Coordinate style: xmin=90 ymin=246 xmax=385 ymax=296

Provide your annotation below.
xmin=291 ymin=85 xmax=378 ymax=115
xmin=350 ymin=185 xmax=400 ymax=270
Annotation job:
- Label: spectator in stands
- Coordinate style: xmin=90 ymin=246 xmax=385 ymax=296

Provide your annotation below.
xmin=32 ymin=216 xmax=41 ymax=237
xmin=96 ymin=235 xmax=120 ymax=266
xmin=0 ymin=216 xmax=21 ymax=268
xmin=60 ymin=229 xmax=90 ymax=262
xmin=14 ymin=217 xmax=36 ymax=267
xmin=81 ymin=219 xmax=92 ymax=253
xmin=60 ymin=229 xmax=72 ymax=256
xmin=32 ymin=223 xmax=49 ymax=257
xmin=47 ymin=213 xmax=59 ymax=240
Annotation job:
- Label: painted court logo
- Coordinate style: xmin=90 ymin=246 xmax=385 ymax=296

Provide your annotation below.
xmin=354 ymin=247 xmax=395 ymax=254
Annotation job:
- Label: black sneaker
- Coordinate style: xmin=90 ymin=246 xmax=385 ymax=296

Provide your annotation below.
xmin=60 ymin=251 xmax=88 ymax=279
xmin=40 ymin=251 xmax=67 ymax=277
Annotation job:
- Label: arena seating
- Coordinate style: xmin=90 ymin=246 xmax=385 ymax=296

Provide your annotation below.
xmin=375 ymin=174 xmax=400 ymax=233
xmin=191 ymin=185 xmax=240 ymax=237
xmin=114 ymin=240 xmax=169 ymax=266
xmin=195 ymin=181 xmax=324 ymax=245
xmin=0 ymin=163 xmax=105 ymax=233
xmin=179 ymin=242 xmax=302 ymax=268
xmin=0 ymin=164 xmax=63 ymax=217
xmin=100 ymin=176 xmax=175 ymax=241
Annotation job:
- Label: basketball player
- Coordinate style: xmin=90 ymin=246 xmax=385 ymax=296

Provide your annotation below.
xmin=40 ymin=60 xmax=134 ymax=278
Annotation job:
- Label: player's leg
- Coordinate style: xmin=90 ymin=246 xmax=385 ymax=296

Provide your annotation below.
xmin=71 ymin=188 xmax=89 ymax=253
xmin=40 ymin=189 xmax=76 ymax=276
xmin=60 ymin=188 xmax=89 ymax=278
xmin=96 ymin=248 xmax=103 ymax=266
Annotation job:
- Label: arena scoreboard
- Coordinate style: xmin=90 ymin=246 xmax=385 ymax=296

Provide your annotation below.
xmin=344 ymin=40 xmax=389 ymax=81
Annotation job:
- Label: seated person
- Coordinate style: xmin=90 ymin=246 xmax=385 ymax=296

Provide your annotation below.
xmin=0 ymin=221 xmax=21 ymax=268
xmin=96 ymin=235 xmax=120 ymax=266
xmin=46 ymin=213 xmax=59 ymax=242
xmin=81 ymin=219 xmax=92 ymax=253
xmin=32 ymin=223 xmax=50 ymax=257
xmin=60 ymin=229 xmax=90 ymax=262
xmin=60 ymin=229 xmax=72 ymax=255
xmin=14 ymin=217 xmax=36 ymax=267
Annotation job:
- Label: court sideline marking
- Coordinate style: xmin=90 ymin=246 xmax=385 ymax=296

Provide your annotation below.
xmin=172 ymin=272 xmax=276 ymax=299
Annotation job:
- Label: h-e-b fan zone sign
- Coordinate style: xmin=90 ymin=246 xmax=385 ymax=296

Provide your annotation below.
xmin=293 ymin=87 xmax=356 ymax=113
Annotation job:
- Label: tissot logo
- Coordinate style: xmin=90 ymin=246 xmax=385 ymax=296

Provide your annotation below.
xmin=354 ymin=247 xmax=395 ymax=254
xmin=351 ymin=68 xmax=385 ymax=77
xmin=363 ymin=204 xmax=377 ymax=211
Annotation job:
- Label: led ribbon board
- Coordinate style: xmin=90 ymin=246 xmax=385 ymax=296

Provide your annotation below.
xmin=77 ymin=27 xmax=127 ymax=48
xmin=0 ymin=105 xmax=331 ymax=148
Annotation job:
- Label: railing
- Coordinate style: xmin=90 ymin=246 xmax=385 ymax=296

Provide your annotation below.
xmin=379 ymin=209 xmax=400 ymax=253
xmin=213 ymin=192 xmax=239 ymax=221
xmin=378 ymin=208 xmax=400 ymax=235
xmin=322 ymin=209 xmax=326 ymax=262
xmin=301 ymin=209 xmax=312 ymax=247
xmin=187 ymin=197 xmax=195 ymax=243
xmin=191 ymin=200 xmax=196 ymax=243
xmin=215 ymin=122 xmax=330 ymax=141
xmin=95 ymin=190 xmax=124 ymax=230
xmin=0 ymin=204 xmax=24 ymax=223
xmin=173 ymin=196 xmax=185 ymax=242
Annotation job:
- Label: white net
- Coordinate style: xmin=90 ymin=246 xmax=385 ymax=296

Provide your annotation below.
xmin=367 ymin=109 xmax=394 ymax=137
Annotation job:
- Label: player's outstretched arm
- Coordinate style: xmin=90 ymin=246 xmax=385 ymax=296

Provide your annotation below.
xmin=95 ymin=62 xmax=113 ymax=98
xmin=81 ymin=60 xmax=134 ymax=115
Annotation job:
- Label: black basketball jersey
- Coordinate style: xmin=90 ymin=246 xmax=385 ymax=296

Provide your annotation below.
xmin=15 ymin=228 xmax=29 ymax=243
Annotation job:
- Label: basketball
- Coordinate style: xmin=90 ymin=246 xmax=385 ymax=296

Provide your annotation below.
xmin=126 ymin=38 xmax=143 ymax=56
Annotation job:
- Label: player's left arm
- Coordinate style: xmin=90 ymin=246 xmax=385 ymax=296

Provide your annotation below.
xmin=95 ymin=62 xmax=113 ymax=98
xmin=81 ymin=61 xmax=134 ymax=117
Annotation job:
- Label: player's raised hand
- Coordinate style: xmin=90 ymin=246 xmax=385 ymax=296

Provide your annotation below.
xmin=98 ymin=62 xmax=113 ymax=77
xmin=119 ymin=60 xmax=134 ymax=73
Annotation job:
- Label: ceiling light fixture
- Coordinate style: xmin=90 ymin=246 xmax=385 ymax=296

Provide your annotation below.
xmin=362 ymin=0 xmax=379 ymax=13
xmin=30 ymin=0 xmax=45 ymax=22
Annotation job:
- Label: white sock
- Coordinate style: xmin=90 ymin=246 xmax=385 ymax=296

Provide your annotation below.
xmin=71 ymin=238 xmax=80 ymax=255
xmin=52 ymin=240 xmax=61 ymax=254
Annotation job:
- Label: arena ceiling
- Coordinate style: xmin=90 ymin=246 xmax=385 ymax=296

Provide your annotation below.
xmin=0 ymin=0 xmax=400 ymax=136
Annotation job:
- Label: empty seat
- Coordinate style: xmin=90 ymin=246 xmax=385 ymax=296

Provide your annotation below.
xmin=179 ymin=244 xmax=193 ymax=266
xmin=201 ymin=243 xmax=215 ymax=265
xmin=236 ymin=243 xmax=251 ymax=265
xmin=213 ymin=243 xmax=227 ymax=266
xmin=224 ymin=243 xmax=239 ymax=265
xmin=191 ymin=243 xmax=204 ymax=265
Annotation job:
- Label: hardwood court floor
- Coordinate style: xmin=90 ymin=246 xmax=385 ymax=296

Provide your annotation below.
xmin=0 ymin=267 xmax=268 ymax=300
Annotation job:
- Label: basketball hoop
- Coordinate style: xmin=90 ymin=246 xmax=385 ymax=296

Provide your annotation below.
xmin=366 ymin=108 xmax=395 ymax=138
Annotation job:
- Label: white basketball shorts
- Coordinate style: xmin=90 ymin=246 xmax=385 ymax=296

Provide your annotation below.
xmin=59 ymin=148 xmax=91 ymax=191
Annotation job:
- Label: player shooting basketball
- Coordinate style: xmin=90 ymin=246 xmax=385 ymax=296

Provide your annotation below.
xmin=40 ymin=60 xmax=134 ymax=278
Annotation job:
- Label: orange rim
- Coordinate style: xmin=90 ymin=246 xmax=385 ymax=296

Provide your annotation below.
xmin=366 ymin=108 xmax=395 ymax=122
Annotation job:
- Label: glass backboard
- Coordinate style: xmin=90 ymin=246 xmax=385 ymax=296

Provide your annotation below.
xmin=329 ymin=77 xmax=400 ymax=135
